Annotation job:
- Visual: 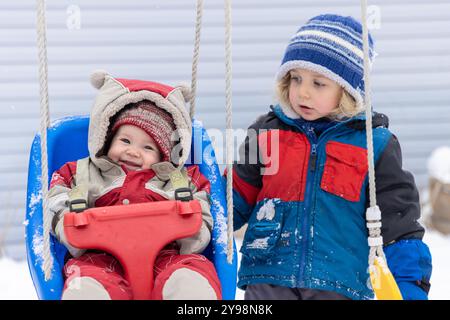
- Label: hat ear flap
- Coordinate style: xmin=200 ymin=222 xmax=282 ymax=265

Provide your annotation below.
xmin=90 ymin=69 xmax=110 ymax=89
xmin=174 ymin=83 xmax=192 ymax=103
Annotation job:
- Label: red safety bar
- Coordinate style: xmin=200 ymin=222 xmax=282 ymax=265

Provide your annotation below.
xmin=64 ymin=200 xmax=202 ymax=300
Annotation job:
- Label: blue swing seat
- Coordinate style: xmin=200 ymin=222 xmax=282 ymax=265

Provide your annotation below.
xmin=25 ymin=115 xmax=237 ymax=300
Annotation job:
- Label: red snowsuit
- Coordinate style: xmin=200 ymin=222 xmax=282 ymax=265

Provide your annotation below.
xmin=50 ymin=161 xmax=221 ymax=300
xmin=46 ymin=72 xmax=222 ymax=299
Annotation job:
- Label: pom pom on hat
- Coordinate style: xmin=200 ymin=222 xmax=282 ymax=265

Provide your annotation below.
xmin=90 ymin=69 xmax=109 ymax=89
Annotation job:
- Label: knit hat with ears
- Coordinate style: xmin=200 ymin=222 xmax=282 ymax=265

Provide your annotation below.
xmin=88 ymin=70 xmax=192 ymax=168
xmin=109 ymin=100 xmax=176 ymax=162
xmin=276 ymin=14 xmax=375 ymax=118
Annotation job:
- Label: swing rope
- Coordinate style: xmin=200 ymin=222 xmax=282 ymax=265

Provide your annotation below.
xmin=189 ymin=0 xmax=234 ymax=263
xmin=224 ymin=0 xmax=234 ymax=264
xmin=36 ymin=0 xmax=235 ymax=278
xmin=361 ymin=0 xmax=401 ymax=300
xmin=189 ymin=0 xmax=204 ymax=120
xmin=36 ymin=0 xmax=53 ymax=281
xmin=360 ymin=0 xmax=385 ymax=266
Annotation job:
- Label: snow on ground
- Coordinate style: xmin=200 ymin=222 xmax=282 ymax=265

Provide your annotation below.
xmin=0 ymin=228 xmax=448 ymax=300
xmin=0 ymin=258 xmax=37 ymax=300
xmin=423 ymin=230 xmax=450 ymax=300
xmin=428 ymin=146 xmax=450 ymax=184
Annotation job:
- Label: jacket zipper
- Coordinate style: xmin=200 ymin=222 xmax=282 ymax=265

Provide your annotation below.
xmin=298 ymin=127 xmax=340 ymax=284
xmin=271 ymin=107 xmax=358 ymax=286
xmin=310 ymin=144 xmax=317 ymax=171
xmin=298 ymin=140 xmax=318 ymax=283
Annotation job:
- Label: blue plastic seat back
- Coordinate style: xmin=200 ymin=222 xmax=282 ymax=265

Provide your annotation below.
xmin=25 ymin=115 xmax=237 ymax=300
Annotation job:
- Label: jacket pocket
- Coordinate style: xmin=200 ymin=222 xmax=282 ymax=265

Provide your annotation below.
xmin=240 ymin=200 xmax=283 ymax=261
xmin=257 ymin=130 xmax=309 ymax=202
xmin=320 ymin=141 xmax=368 ymax=202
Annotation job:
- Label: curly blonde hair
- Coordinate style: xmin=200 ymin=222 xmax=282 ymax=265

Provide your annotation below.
xmin=275 ymin=73 xmax=362 ymax=120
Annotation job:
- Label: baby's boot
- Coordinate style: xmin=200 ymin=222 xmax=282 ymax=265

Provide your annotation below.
xmin=62 ymin=276 xmax=111 ymax=300
xmin=159 ymin=268 xmax=220 ymax=300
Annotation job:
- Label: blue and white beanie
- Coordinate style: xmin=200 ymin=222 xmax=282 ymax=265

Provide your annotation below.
xmin=276 ymin=14 xmax=375 ymax=114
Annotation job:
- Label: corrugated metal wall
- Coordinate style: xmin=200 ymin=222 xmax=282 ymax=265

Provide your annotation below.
xmin=1 ymin=0 xmax=449 ymax=259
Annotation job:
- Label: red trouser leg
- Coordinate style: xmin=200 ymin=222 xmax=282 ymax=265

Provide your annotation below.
xmin=63 ymin=252 xmax=133 ymax=300
xmin=151 ymin=249 xmax=222 ymax=300
xmin=64 ymin=250 xmax=221 ymax=300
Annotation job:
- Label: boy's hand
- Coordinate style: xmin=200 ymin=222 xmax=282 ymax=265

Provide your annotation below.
xmin=176 ymin=223 xmax=211 ymax=254
xmin=55 ymin=218 xmax=86 ymax=258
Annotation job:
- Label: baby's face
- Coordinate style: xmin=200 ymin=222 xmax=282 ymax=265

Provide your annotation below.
xmin=107 ymin=124 xmax=162 ymax=171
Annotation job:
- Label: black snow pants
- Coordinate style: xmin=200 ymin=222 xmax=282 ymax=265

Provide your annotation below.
xmin=245 ymin=284 xmax=351 ymax=300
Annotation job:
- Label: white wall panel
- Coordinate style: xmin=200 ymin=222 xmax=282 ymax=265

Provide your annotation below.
xmin=0 ymin=0 xmax=449 ymax=260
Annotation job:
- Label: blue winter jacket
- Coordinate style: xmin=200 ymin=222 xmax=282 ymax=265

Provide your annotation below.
xmin=231 ymin=105 xmax=432 ymax=300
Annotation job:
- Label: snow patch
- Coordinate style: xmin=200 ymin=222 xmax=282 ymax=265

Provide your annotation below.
xmin=256 ymin=199 xmax=279 ymax=221
xmin=428 ymin=146 xmax=450 ymax=184
xmin=28 ymin=191 xmax=42 ymax=217
xmin=211 ymin=198 xmax=228 ymax=254
xmin=246 ymin=237 xmax=269 ymax=249
xmin=32 ymin=231 xmax=44 ymax=267
xmin=207 ymin=169 xmax=218 ymax=184
xmin=49 ymin=116 xmax=84 ymax=130
xmin=0 ymin=258 xmax=37 ymax=299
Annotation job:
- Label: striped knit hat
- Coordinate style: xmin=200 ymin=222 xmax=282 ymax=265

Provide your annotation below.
xmin=110 ymin=101 xmax=176 ymax=162
xmin=276 ymin=14 xmax=375 ymax=111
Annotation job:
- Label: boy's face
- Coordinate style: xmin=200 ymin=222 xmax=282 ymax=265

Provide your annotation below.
xmin=107 ymin=124 xmax=162 ymax=171
xmin=288 ymin=68 xmax=343 ymax=120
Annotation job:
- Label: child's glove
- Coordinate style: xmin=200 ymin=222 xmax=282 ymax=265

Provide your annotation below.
xmin=397 ymin=281 xmax=428 ymax=300
xmin=55 ymin=217 xmax=86 ymax=258
xmin=384 ymin=239 xmax=432 ymax=300
xmin=176 ymin=223 xmax=211 ymax=255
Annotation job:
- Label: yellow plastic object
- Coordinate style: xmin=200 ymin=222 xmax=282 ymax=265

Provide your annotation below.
xmin=369 ymin=257 xmax=403 ymax=300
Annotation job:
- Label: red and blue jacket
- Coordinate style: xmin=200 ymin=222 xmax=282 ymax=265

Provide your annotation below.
xmin=231 ymin=105 xmax=432 ymax=300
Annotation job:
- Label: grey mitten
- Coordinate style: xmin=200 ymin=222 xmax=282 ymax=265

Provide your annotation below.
xmin=176 ymin=223 xmax=211 ymax=255
xmin=55 ymin=217 xmax=86 ymax=258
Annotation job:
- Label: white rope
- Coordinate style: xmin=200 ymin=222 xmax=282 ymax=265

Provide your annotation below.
xmin=189 ymin=0 xmax=204 ymax=120
xmin=224 ymin=0 xmax=234 ymax=264
xmin=360 ymin=0 xmax=386 ymax=268
xmin=36 ymin=0 xmax=53 ymax=280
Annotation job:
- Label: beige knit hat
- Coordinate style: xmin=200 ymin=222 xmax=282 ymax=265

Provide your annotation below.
xmin=110 ymin=100 xmax=176 ymax=162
